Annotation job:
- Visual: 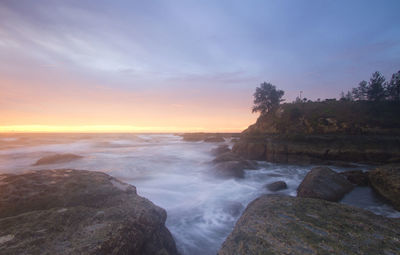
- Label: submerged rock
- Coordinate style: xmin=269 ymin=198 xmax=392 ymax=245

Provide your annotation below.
xmin=0 ymin=169 xmax=178 ymax=255
xmin=211 ymin=144 xmax=231 ymax=155
xmin=213 ymin=152 xmax=241 ymax=163
xmin=219 ymin=194 xmax=400 ymax=255
xmin=265 ymin=181 xmax=287 ymax=191
xmin=297 ymin=166 xmax=353 ymax=202
xmin=369 ymin=164 xmax=400 ymax=211
xmin=33 ymin=153 xmax=83 ymax=165
xmin=340 ymin=170 xmax=369 ymax=186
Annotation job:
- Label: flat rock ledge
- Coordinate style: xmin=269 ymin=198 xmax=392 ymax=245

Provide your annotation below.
xmin=219 ymin=194 xmax=400 ymax=255
xmin=0 ymin=169 xmax=178 ymax=255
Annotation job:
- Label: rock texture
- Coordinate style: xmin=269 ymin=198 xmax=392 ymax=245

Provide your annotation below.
xmin=340 ymin=170 xmax=369 ymax=186
xmin=265 ymin=181 xmax=287 ymax=191
xmin=233 ymin=135 xmax=400 ymax=165
xmin=219 ymin=194 xmax=400 ymax=255
xmin=211 ymin=151 xmax=258 ymax=179
xmin=0 ymin=169 xmax=178 ymax=255
xmin=297 ymin=167 xmax=353 ymax=202
xmin=369 ymin=164 xmax=400 ymax=211
xmin=33 ymin=153 xmax=83 ymax=166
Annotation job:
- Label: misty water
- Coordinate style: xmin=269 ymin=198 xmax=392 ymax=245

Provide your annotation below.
xmin=1 ymin=133 xmax=399 ymax=255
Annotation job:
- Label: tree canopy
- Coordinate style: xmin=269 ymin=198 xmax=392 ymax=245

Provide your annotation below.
xmin=252 ymin=82 xmax=284 ymax=115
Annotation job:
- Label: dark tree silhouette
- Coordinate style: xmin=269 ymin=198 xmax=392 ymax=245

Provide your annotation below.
xmin=352 ymin=80 xmax=368 ymax=100
xmin=386 ymin=70 xmax=400 ymax=101
xmin=367 ymin=71 xmax=386 ymax=101
xmin=252 ymin=82 xmax=284 ymax=115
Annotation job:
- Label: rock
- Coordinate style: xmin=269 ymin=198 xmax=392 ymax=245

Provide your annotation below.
xmin=213 ymin=159 xmax=258 ymax=179
xmin=265 ymin=181 xmax=287 ymax=191
xmin=33 ymin=153 xmax=83 ymax=165
xmin=232 ymin=142 xmax=266 ymax=160
xmin=369 ymin=164 xmax=400 ymax=211
xmin=219 ymin=194 xmax=400 ymax=255
xmin=297 ymin=166 xmax=353 ymax=202
xmin=0 ymin=169 xmax=178 ymax=255
xmin=213 ymin=161 xmax=246 ymax=178
xmin=213 ymin=152 xmax=241 ymax=163
xmin=211 ymin=144 xmax=230 ymax=155
xmin=340 ymin=170 xmax=369 ymax=186
xmin=203 ymin=137 xmax=225 ymax=143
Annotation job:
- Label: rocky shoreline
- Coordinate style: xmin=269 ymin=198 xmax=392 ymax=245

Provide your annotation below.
xmin=0 ymin=169 xmax=178 ymax=255
xmin=1 ymin=140 xmax=399 ymax=254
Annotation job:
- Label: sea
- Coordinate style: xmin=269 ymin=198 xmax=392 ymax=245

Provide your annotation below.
xmin=1 ymin=133 xmax=399 ymax=255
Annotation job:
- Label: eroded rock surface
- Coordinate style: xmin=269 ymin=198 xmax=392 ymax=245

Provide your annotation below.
xmin=297 ymin=166 xmax=353 ymax=202
xmin=219 ymin=195 xmax=400 ymax=255
xmin=0 ymin=169 xmax=178 ymax=255
xmin=369 ymin=164 xmax=400 ymax=211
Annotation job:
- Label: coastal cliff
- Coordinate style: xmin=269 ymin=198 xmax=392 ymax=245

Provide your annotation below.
xmin=233 ymin=100 xmax=400 ymax=164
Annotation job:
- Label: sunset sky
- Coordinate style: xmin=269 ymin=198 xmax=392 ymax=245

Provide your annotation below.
xmin=1 ymin=0 xmax=399 ymax=132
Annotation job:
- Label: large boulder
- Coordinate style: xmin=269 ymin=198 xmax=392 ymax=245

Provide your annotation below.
xmin=0 ymin=169 xmax=178 ymax=255
xmin=369 ymin=164 xmax=400 ymax=211
xmin=219 ymin=194 xmax=400 ymax=255
xmin=297 ymin=166 xmax=353 ymax=202
xmin=33 ymin=153 xmax=83 ymax=165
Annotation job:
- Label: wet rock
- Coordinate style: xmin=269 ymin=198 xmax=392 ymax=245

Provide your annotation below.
xmin=265 ymin=181 xmax=287 ymax=191
xmin=232 ymin=142 xmax=266 ymax=160
xmin=297 ymin=166 xmax=353 ymax=202
xmin=213 ymin=162 xmax=246 ymax=178
xmin=0 ymin=169 xmax=178 ymax=255
xmin=219 ymin=194 xmax=400 ymax=255
xmin=211 ymin=144 xmax=230 ymax=155
xmin=203 ymin=136 xmax=225 ymax=143
xmin=369 ymin=164 xmax=400 ymax=211
xmin=33 ymin=153 xmax=83 ymax=165
xmin=340 ymin=170 xmax=369 ymax=186
xmin=213 ymin=152 xmax=241 ymax=163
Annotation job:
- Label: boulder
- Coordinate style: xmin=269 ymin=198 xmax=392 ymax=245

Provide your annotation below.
xmin=213 ymin=159 xmax=258 ymax=179
xmin=339 ymin=170 xmax=369 ymax=186
xmin=219 ymin=194 xmax=400 ymax=255
xmin=265 ymin=181 xmax=287 ymax=191
xmin=0 ymin=169 xmax=178 ymax=255
xmin=211 ymin=144 xmax=230 ymax=155
xmin=297 ymin=166 xmax=353 ymax=202
xmin=33 ymin=153 xmax=83 ymax=165
xmin=369 ymin=164 xmax=400 ymax=211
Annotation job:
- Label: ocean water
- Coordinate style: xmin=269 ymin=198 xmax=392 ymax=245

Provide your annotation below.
xmin=0 ymin=133 xmax=399 ymax=254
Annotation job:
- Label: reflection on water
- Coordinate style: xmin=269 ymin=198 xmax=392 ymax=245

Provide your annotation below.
xmin=0 ymin=133 xmax=399 ymax=255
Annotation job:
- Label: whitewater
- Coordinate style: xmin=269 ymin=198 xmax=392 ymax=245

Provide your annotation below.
xmin=1 ymin=133 xmax=399 ymax=255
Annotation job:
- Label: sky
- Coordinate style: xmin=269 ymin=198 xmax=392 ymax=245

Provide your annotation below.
xmin=0 ymin=0 xmax=399 ymax=132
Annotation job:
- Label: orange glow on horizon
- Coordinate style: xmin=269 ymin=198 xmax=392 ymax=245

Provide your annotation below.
xmin=0 ymin=125 xmax=248 ymax=133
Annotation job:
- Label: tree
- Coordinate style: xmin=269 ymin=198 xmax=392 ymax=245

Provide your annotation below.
xmin=367 ymin=71 xmax=386 ymax=101
xmin=386 ymin=70 xmax=400 ymax=101
xmin=252 ymin=82 xmax=284 ymax=115
xmin=352 ymin=80 xmax=368 ymax=100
